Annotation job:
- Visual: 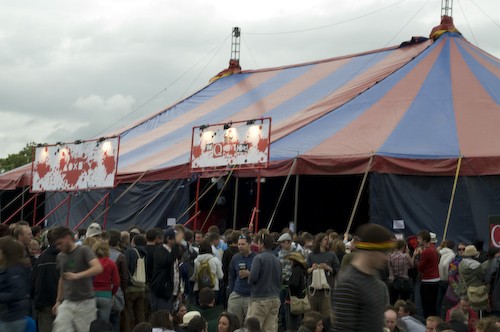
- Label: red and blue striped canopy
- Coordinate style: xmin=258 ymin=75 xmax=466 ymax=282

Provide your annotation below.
xmin=114 ymin=31 xmax=499 ymax=181
xmin=1 ymin=30 xmax=499 ymax=190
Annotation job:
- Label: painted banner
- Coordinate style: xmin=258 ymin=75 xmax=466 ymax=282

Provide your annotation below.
xmin=31 ymin=137 xmax=119 ymax=192
xmin=190 ymin=119 xmax=270 ymax=171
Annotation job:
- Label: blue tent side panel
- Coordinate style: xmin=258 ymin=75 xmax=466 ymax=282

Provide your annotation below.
xmin=370 ymin=173 xmax=500 ymax=245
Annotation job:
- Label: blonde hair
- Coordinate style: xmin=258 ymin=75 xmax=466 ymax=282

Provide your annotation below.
xmin=83 ymin=236 xmax=98 ymax=248
xmin=92 ymin=240 xmax=110 ymax=258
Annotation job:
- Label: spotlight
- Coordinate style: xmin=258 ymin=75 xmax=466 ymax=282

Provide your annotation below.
xmin=200 ymin=124 xmax=209 ymax=131
xmin=98 ymin=137 xmax=106 ymax=142
xmin=223 ymin=122 xmax=232 ymax=130
xmin=246 ymin=119 xmax=255 ymax=125
xmin=74 ymin=140 xmax=82 ymax=144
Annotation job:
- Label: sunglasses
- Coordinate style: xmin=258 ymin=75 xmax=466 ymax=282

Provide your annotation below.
xmin=239 ymin=235 xmax=250 ymax=240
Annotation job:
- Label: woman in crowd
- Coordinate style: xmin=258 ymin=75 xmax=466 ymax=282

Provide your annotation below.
xmin=297 ymin=311 xmax=324 ymax=332
xmin=286 ymin=252 xmax=308 ymax=330
xmin=173 ymin=303 xmax=188 ymax=329
xmin=306 ymin=233 xmax=339 ymax=322
xmin=217 ymin=312 xmax=240 ymax=332
xmin=92 ymin=240 xmax=120 ymax=321
xmin=192 ymin=240 xmax=223 ymax=304
xmin=0 ymin=237 xmax=30 ymax=331
xmin=150 ymin=310 xmax=175 ymax=332
xmin=459 ymin=245 xmax=488 ymax=311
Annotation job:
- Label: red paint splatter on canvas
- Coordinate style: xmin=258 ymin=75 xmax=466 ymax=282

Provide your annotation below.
xmin=102 ymin=152 xmax=116 ymax=176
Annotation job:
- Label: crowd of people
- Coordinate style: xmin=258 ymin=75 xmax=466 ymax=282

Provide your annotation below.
xmin=1 ymin=220 xmax=500 ymax=332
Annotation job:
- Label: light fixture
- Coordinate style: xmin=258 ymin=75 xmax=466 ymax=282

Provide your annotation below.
xmin=200 ymin=124 xmax=209 ymax=131
xmin=98 ymin=137 xmax=106 ymax=142
xmin=246 ymin=119 xmax=255 ymax=125
xmin=74 ymin=140 xmax=82 ymax=144
xmin=223 ymin=122 xmax=232 ymax=130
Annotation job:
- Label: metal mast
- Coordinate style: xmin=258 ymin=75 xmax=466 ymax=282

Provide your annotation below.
xmin=441 ymin=0 xmax=453 ymax=17
xmin=231 ymin=27 xmax=241 ymax=61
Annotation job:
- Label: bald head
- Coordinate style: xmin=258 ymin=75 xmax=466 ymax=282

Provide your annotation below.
xmin=384 ymin=309 xmax=398 ymax=332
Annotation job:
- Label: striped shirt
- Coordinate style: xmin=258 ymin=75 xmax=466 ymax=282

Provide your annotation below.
xmin=332 ymin=265 xmax=388 ymax=331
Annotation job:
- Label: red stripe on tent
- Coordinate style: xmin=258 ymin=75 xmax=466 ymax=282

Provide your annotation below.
xmin=305 ymin=40 xmax=442 ymax=158
xmin=118 ymin=70 xmax=280 ymax=155
xmin=450 ymin=39 xmax=500 ymax=166
xmin=270 ymin=40 xmax=432 ymax=143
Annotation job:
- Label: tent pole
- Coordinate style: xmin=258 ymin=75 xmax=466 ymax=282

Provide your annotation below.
xmin=232 ymin=177 xmax=239 ymax=230
xmin=443 ymin=156 xmax=462 ymax=240
xmin=195 ymin=177 xmax=201 ymax=230
xmin=32 ymin=194 xmax=38 ymax=226
xmin=266 ymin=158 xmax=297 ymax=230
xmin=177 ymin=178 xmax=218 ymax=223
xmin=294 ymin=174 xmax=300 ymax=230
xmin=255 ymin=171 xmax=261 ymax=231
xmin=200 ymin=167 xmax=235 ymax=231
xmin=65 ymin=195 xmax=72 ymax=227
xmin=345 ymin=154 xmax=374 ymax=236
xmin=90 ymin=170 xmax=149 ymax=224
xmin=0 ymin=186 xmax=30 ymax=216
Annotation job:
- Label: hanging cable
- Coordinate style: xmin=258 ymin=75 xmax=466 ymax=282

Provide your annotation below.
xmin=246 ymin=0 xmax=411 ymax=35
xmin=94 ymin=33 xmax=232 ymax=137
xmin=467 ymin=0 xmax=499 ymax=28
xmin=456 ymin=0 xmax=479 ymax=46
xmin=241 ymin=36 xmax=259 ymax=69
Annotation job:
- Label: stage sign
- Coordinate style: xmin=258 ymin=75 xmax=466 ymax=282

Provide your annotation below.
xmin=190 ymin=118 xmax=271 ymax=172
xmin=31 ymin=137 xmax=120 ymax=192
xmin=490 ymin=216 xmax=500 ymax=248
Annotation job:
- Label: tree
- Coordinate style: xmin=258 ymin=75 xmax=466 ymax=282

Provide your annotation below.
xmin=0 ymin=142 xmax=36 ymax=173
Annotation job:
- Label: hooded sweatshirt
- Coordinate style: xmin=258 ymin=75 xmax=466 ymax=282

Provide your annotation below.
xmin=438 ymin=247 xmax=456 ymax=281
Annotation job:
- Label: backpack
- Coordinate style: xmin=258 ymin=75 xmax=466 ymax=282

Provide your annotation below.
xmin=131 ymin=248 xmax=146 ymax=287
xmin=197 ymin=258 xmax=215 ymax=289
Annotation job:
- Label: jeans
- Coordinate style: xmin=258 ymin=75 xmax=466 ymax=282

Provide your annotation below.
xmin=0 ymin=319 xmax=26 ymax=331
xmin=96 ymin=296 xmax=113 ymax=321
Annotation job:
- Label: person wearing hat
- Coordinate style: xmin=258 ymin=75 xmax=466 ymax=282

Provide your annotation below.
xmin=285 ymin=251 xmax=308 ymax=330
xmin=86 ymin=223 xmax=102 ymax=239
xmin=332 ymin=223 xmax=395 ymax=332
xmin=458 ymin=245 xmax=488 ymax=311
xmin=150 ymin=227 xmax=183 ymax=312
xmin=178 ymin=311 xmax=202 ymax=332
xmin=276 ymin=232 xmax=303 ymax=330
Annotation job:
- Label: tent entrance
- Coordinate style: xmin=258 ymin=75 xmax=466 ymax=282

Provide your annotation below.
xmin=191 ymin=175 xmax=369 ymax=234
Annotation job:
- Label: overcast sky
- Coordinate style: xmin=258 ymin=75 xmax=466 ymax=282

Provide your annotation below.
xmin=1 ymin=0 xmax=498 ymax=158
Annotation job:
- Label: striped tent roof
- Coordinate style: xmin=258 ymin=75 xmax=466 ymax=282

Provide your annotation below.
xmin=1 ymin=28 xmax=499 ymax=190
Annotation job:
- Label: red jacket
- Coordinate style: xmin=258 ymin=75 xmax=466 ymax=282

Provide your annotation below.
xmin=93 ymin=257 xmax=120 ymax=294
xmin=418 ymin=247 xmax=440 ymax=281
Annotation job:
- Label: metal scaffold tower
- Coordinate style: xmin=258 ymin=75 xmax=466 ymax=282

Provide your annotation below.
xmin=231 ymin=27 xmax=241 ymax=61
xmin=441 ymin=0 xmax=453 ymax=17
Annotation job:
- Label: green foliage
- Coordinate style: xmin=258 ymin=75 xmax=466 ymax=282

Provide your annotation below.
xmin=0 ymin=142 xmax=36 ymax=173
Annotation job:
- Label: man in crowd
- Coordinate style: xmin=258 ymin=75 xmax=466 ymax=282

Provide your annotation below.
xmin=413 ymin=230 xmax=440 ymax=318
xmin=227 ymin=233 xmax=257 ymax=326
xmin=384 ymin=307 xmax=406 ymax=332
xmin=51 ymin=226 xmax=103 ymax=332
xmin=332 ymin=223 xmax=394 ymax=331
xmin=32 ymin=229 xmax=59 ymax=332
xmin=150 ymin=227 xmax=183 ymax=311
xmin=247 ymin=233 xmax=282 ymax=332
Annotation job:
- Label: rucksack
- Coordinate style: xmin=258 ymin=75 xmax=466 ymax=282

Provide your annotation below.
xmin=197 ymin=258 xmax=215 ymax=289
xmin=131 ymin=248 xmax=146 ymax=287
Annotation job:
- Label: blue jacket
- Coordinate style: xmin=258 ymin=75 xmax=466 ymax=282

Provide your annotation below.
xmin=0 ymin=264 xmax=29 ymax=322
xmin=248 ymin=250 xmax=281 ymax=298
xmin=227 ymin=251 xmax=257 ymax=296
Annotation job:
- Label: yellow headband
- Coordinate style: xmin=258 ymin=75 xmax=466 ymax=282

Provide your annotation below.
xmin=355 ymin=240 xmax=395 ymax=251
